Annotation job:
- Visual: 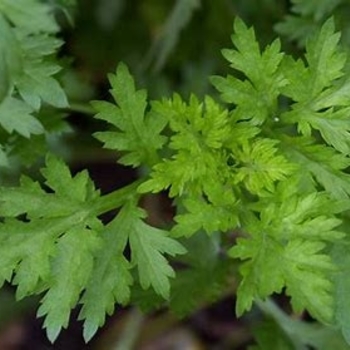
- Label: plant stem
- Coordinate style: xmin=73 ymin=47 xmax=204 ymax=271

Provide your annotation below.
xmin=94 ymin=180 xmax=142 ymax=216
xmin=255 ymin=298 xmax=308 ymax=350
xmin=67 ymin=102 xmax=95 ymax=115
xmin=112 ymin=308 xmax=145 ymax=350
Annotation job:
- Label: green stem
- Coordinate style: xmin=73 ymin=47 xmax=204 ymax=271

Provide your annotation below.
xmin=112 ymin=308 xmax=145 ymax=350
xmin=93 ymin=180 xmax=143 ymax=216
xmin=67 ymin=102 xmax=95 ymax=115
xmin=255 ymin=298 xmax=307 ymax=349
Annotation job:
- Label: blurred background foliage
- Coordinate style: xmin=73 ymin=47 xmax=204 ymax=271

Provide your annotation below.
xmin=2 ymin=0 xmax=350 ymax=349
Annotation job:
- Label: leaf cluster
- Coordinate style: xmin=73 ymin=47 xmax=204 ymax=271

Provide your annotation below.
xmin=0 ymin=0 xmax=68 ymax=167
xmin=2 ymin=4 xmax=350 ymax=348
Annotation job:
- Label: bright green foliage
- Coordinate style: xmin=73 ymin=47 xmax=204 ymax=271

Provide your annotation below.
xmin=280 ymin=20 xmax=350 ymax=154
xmin=79 ymin=200 xmax=185 ymax=341
xmin=117 ymin=201 xmax=186 ymax=299
xmin=0 ymin=155 xmax=103 ymax=341
xmin=93 ymin=63 xmax=167 ymax=167
xmin=280 ymin=137 xmax=350 ymax=199
xmin=137 ymin=17 xmax=350 ymax=338
xmin=232 ymin=138 xmax=295 ymax=196
xmin=230 ymin=190 xmax=342 ymax=322
xmin=138 ymin=94 xmax=232 ymax=198
xmin=131 ymin=232 xmax=234 ymax=318
xmin=208 ymin=18 xmax=350 ymax=328
xmin=38 ymin=227 xmax=101 ymax=343
xmin=0 ymin=155 xmax=185 ymax=342
xmin=78 ymin=215 xmax=133 ymax=342
xmin=211 ymin=17 xmax=286 ymax=125
xmin=2 ymin=7 xmax=350 ymax=348
xmin=171 ymin=195 xmax=239 ymax=237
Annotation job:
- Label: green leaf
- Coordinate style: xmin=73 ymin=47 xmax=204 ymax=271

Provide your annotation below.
xmin=37 ymin=227 xmax=101 ymax=343
xmin=172 ymin=195 xmax=239 ymax=237
xmin=230 ymin=190 xmax=342 ymax=322
xmin=211 ymin=17 xmax=286 ymax=124
xmin=13 ymin=30 xmax=67 ymax=110
xmin=0 ymin=96 xmax=43 ymax=137
xmin=280 ymin=19 xmax=350 ymax=154
xmin=0 ymin=0 xmax=68 ymax=150
xmin=0 ymin=219 xmax=57 ymax=293
xmin=291 ymin=0 xmax=341 ymax=21
xmin=0 ymin=13 xmax=21 ymax=102
xmin=78 ymin=209 xmax=133 ymax=342
xmin=93 ymin=63 xmax=167 ymax=167
xmin=0 ymin=155 xmax=104 ymax=341
xmin=121 ymin=202 xmax=186 ymax=298
xmin=0 ymin=0 xmax=59 ymax=33
xmin=280 ymin=136 xmax=350 ymax=199
xmin=304 ymin=19 xmax=345 ymax=97
xmin=231 ymin=234 xmax=336 ymax=322
xmin=232 ymin=138 xmax=295 ymax=196
xmin=230 ymin=232 xmax=285 ymax=315
xmin=79 ymin=200 xmax=185 ymax=341
xmin=16 ymin=60 xmax=67 ymax=110
xmin=138 ymin=94 xmax=231 ymax=198
xmin=0 ymin=155 xmax=99 ymax=218
xmin=333 ymin=241 xmax=350 ymax=345
xmin=284 ymin=240 xmax=335 ymax=321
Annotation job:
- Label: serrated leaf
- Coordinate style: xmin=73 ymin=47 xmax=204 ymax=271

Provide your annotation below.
xmin=0 ymin=0 xmax=59 ymax=33
xmin=280 ymin=136 xmax=350 ymax=199
xmin=123 ymin=202 xmax=186 ymax=298
xmin=211 ymin=17 xmax=286 ymax=124
xmin=172 ymin=196 xmax=238 ymax=237
xmin=231 ymin=235 xmax=336 ymax=322
xmin=78 ymin=200 xmax=185 ymax=341
xmin=93 ymin=63 xmax=167 ymax=167
xmin=0 ymin=219 xmax=58 ymax=292
xmin=0 ymin=155 xmax=106 ymax=341
xmin=231 ymin=189 xmax=342 ymax=321
xmin=0 ymin=155 xmax=100 ymax=218
xmin=333 ymin=241 xmax=350 ymax=345
xmin=233 ymin=138 xmax=295 ymax=196
xmin=16 ymin=61 xmax=68 ymax=109
xmin=0 ymin=12 xmax=22 ymax=82
xmin=0 ymin=96 xmax=43 ymax=137
xmin=280 ymin=19 xmax=350 ymax=154
xmin=37 ymin=227 xmax=101 ymax=343
xmin=284 ymin=240 xmax=335 ymax=322
xmin=231 ymin=233 xmax=285 ymax=315
xmin=305 ymin=19 xmax=345 ymax=97
xmin=138 ymin=94 xmax=231 ymax=198
xmin=78 ymin=209 xmax=133 ymax=342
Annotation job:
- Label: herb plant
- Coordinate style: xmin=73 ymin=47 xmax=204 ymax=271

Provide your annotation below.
xmin=1 ymin=1 xmax=350 ymax=348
